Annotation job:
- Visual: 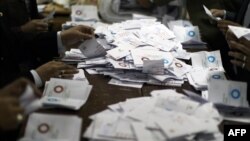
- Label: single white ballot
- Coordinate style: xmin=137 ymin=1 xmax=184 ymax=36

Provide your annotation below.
xmin=71 ymin=5 xmax=99 ymax=21
xmin=203 ymin=5 xmax=222 ymax=21
xmin=23 ymin=113 xmax=82 ymax=141
xmin=208 ymin=79 xmax=249 ymax=107
xmin=42 ymin=78 xmax=92 ymax=110
xmin=228 ymin=25 xmax=250 ymax=40
xmin=79 ymin=38 xmax=107 ymax=58
xmin=191 ymin=50 xmax=224 ymax=71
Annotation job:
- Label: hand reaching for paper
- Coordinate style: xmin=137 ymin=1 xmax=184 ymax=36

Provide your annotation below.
xmin=36 ymin=61 xmax=79 ymax=83
xmin=226 ymin=30 xmax=250 ymax=71
xmin=21 ymin=19 xmax=48 ymax=33
xmin=60 ymin=25 xmax=95 ymax=49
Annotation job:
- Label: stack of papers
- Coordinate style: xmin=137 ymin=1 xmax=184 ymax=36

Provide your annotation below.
xmin=84 ymin=89 xmax=223 ymax=141
xmin=41 ymin=77 xmax=92 ymax=110
xmin=187 ymin=50 xmax=226 ymax=90
xmin=62 ymin=19 xmax=195 ymax=88
xmin=20 ymin=113 xmax=82 ymax=141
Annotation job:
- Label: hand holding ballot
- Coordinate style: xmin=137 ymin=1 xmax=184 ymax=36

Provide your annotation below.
xmin=227 ymin=39 xmax=250 ymax=71
xmin=0 ymin=78 xmax=42 ymax=131
xmin=36 ymin=61 xmax=79 ymax=83
xmin=210 ymin=9 xmax=225 ymax=18
xmin=21 ymin=19 xmax=49 ymax=33
xmin=60 ymin=25 xmax=95 ymax=49
xmin=217 ymin=20 xmax=241 ymax=35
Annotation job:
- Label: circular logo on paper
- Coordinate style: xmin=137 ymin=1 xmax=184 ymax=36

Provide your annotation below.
xmin=164 ymin=59 xmax=169 ymax=64
xmin=188 ymin=31 xmax=195 ymax=37
xmin=54 ymin=85 xmax=64 ymax=93
xmin=119 ymin=62 xmax=127 ymax=67
xmin=38 ymin=123 xmax=50 ymax=134
xmin=75 ymin=10 xmax=82 ymax=16
xmin=212 ymin=75 xmax=221 ymax=79
xmin=175 ymin=62 xmax=183 ymax=68
xmin=208 ymin=56 xmax=216 ymax=63
xmin=141 ymin=57 xmax=150 ymax=61
xmin=230 ymin=89 xmax=241 ymax=99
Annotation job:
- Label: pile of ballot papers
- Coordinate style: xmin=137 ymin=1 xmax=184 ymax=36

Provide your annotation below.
xmin=187 ymin=50 xmax=226 ymax=90
xmin=83 ymin=89 xmax=223 ymax=141
xmin=63 ymin=19 xmax=199 ymax=88
xmin=20 ymin=113 xmax=82 ymax=141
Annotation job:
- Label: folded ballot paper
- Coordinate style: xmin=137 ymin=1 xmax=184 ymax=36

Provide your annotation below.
xmin=84 ymin=89 xmax=223 ymax=141
xmin=173 ymin=25 xmax=206 ymax=45
xmin=203 ymin=5 xmax=222 ymax=21
xmin=41 ymin=78 xmax=92 ymax=110
xmin=228 ymin=25 xmax=250 ymax=41
xmin=20 ymin=113 xmax=82 ymax=141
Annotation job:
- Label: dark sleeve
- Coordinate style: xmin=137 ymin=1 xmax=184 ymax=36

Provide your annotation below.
xmin=225 ymin=11 xmax=237 ymax=21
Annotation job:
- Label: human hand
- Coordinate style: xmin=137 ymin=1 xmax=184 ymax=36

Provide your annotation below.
xmin=217 ymin=20 xmax=241 ymax=35
xmin=210 ymin=9 xmax=225 ymax=18
xmin=0 ymin=96 xmax=24 ymax=131
xmin=36 ymin=61 xmax=79 ymax=83
xmin=60 ymin=25 xmax=94 ymax=49
xmin=21 ymin=19 xmax=48 ymax=33
xmin=0 ymin=78 xmax=42 ymax=98
xmin=228 ymin=39 xmax=250 ymax=71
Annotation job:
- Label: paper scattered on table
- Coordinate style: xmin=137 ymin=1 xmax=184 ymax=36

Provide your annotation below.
xmin=83 ymin=89 xmax=223 ymax=141
xmin=20 ymin=113 xmax=82 ymax=141
xmin=42 ymin=78 xmax=92 ymax=110
xmin=203 ymin=5 xmax=222 ymax=21
xmin=228 ymin=25 xmax=250 ymax=40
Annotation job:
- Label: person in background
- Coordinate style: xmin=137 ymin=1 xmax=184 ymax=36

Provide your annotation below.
xmin=0 ymin=2 xmax=94 ymax=87
xmin=6 ymin=0 xmax=47 ymax=33
xmin=225 ymin=29 xmax=250 ymax=101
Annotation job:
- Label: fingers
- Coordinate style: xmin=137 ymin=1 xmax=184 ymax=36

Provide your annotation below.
xmin=210 ymin=9 xmax=223 ymax=17
xmin=231 ymin=59 xmax=243 ymax=67
xmin=228 ymin=51 xmax=246 ymax=61
xmin=228 ymin=41 xmax=250 ymax=54
xmin=61 ymin=74 xmax=74 ymax=79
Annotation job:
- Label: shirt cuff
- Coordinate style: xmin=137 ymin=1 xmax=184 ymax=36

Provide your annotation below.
xmin=223 ymin=10 xmax=227 ymax=19
xmin=30 ymin=70 xmax=43 ymax=88
xmin=57 ymin=31 xmax=66 ymax=56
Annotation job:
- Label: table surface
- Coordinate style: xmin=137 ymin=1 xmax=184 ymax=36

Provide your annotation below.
xmin=16 ymin=13 xmax=213 ymax=141
xmin=18 ymin=70 xmax=200 ymax=141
